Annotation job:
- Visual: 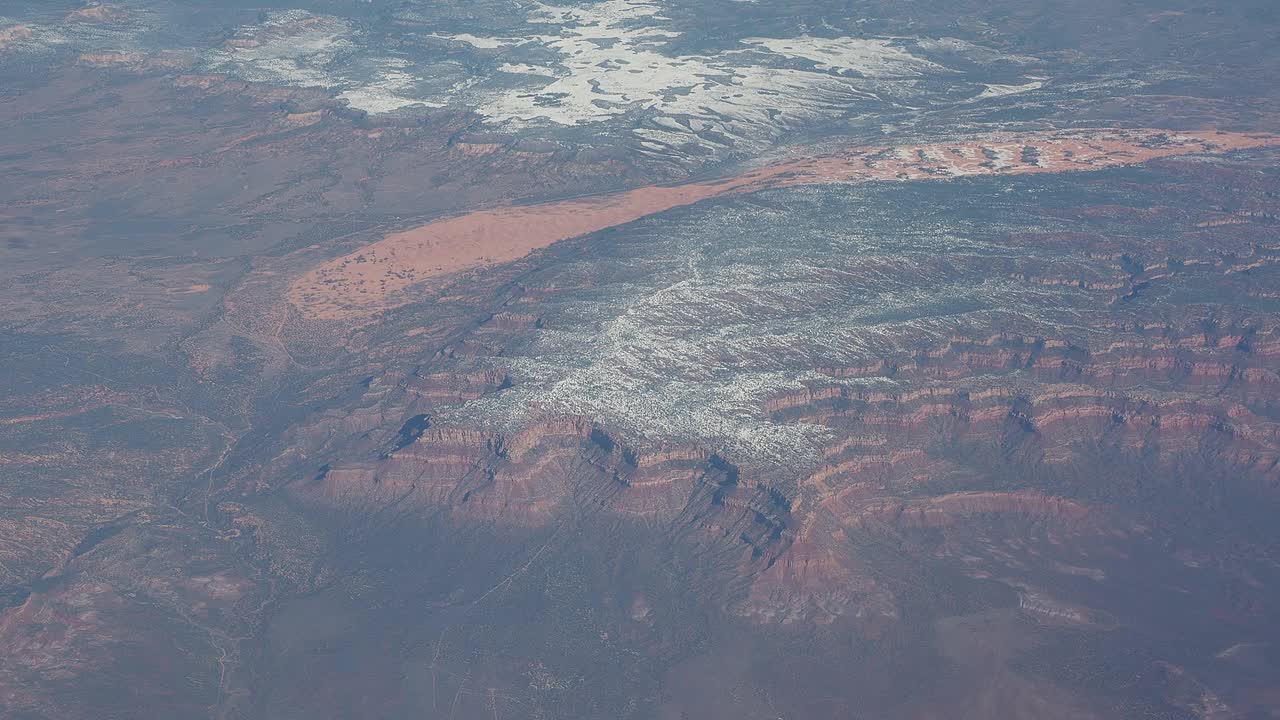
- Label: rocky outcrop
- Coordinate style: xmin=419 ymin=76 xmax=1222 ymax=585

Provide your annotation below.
xmin=263 ymin=127 xmax=1280 ymax=629
xmin=286 ymin=302 xmax=1280 ymax=625
xmin=737 ymin=516 xmax=896 ymax=627
xmin=292 ymin=332 xmax=1280 ymax=624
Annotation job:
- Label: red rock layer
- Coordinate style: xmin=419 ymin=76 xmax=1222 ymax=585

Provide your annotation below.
xmin=284 ymin=312 xmax=1280 ymax=625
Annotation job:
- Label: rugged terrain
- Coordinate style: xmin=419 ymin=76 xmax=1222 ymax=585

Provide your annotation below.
xmin=3 ymin=1 xmax=1280 ymax=719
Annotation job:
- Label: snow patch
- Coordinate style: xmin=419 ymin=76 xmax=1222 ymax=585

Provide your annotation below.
xmin=739 ymin=36 xmax=943 ymax=77
xmin=975 ymin=80 xmax=1044 ymax=99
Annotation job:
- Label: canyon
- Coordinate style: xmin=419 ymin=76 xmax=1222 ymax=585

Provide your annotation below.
xmin=3 ymin=0 xmax=1280 ymax=717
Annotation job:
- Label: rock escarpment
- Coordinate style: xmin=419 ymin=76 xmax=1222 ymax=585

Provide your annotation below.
xmin=267 ymin=148 xmax=1280 ymax=630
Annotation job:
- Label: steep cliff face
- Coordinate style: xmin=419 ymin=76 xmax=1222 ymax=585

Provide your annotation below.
xmin=7 ymin=0 xmax=1280 ymax=713
xmin=285 ymin=320 xmax=1279 ymax=625
xmin=293 ymin=413 xmax=793 ymax=573
xmin=265 ymin=149 xmax=1280 ymax=631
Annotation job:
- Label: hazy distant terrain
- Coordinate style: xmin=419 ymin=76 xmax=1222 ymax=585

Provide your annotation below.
xmin=2 ymin=1 xmax=1280 ymax=718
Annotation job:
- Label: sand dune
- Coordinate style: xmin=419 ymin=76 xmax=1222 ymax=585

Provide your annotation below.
xmin=288 ymin=128 xmax=1280 ymax=320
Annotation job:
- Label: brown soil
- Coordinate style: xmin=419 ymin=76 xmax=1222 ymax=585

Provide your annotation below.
xmin=287 ymin=129 xmax=1280 ymax=320
xmin=0 ymin=25 xmax=34 ymax=49
xmin=66 ymin=5 xmax=123 ymax=23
